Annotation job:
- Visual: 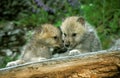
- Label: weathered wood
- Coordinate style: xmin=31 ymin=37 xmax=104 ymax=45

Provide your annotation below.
xmin=0 ymin=49 xmax=120 ymax=78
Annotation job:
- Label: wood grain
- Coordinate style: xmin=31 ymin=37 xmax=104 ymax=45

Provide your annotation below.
xmin=0 ymin=49 xmax=120 ymax=78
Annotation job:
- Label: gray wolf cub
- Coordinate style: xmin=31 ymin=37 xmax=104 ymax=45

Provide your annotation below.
xmin=61 ymin=16 xmax=102 ymax=55
xmin=6 ymin=24 xmax=62 ymax=66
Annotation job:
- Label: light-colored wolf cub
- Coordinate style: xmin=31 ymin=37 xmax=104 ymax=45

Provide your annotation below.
xmin=6 ymin=24 xmax=62 ymax=67
xmin=60 ymin=16 xmax=102 ymax=55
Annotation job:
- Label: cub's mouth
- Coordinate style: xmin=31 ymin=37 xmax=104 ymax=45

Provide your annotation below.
xmin=64 ymin=42 xmax=80 ymax=52
xmin=52 ymin=46 xmax=68 ymax=55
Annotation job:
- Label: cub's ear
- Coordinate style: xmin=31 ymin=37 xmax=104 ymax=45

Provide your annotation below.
xmin=35 ymin=25 xmax=42 ymax=33
xmin=32 ymin=25 xmax=43 ymax=39
xmin=77 ymin=16 xmax=85 ymax=25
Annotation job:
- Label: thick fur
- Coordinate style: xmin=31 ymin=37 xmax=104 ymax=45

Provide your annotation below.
xmin=60 ymin=16 xmax=102 ymax=54
xmin=110 ymin=39 xmax=120 ymax=50
xmin=6 ymin=24 xmax=62 ymax=66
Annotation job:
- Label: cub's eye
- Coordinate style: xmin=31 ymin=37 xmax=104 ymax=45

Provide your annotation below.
xmin=63 ymin=33 xmax=67 ymax=37
xmin=53 ymin=36 xmax=57 ymax=39
xmin=72 ymin=33 xmax=76 ymax=37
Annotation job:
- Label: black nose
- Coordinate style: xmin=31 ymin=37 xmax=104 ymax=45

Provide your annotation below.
xmin=65 ymin=44 xmax=70 ymax=47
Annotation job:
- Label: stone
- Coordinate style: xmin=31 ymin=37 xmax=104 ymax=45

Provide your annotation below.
xmin=3 ymin=22 xmax=14 ymax=31
xmin=0 ymin=56 xmax=4 ymax=67
xmin=10 ymin=36 xmax=16 ymax=41
xmin=1 ymin=49 xmax=13 ymax=56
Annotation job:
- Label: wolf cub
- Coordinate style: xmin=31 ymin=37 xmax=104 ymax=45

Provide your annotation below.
xmin=6 ymin=24 xmax=62 ymax=66
xmin=60 ymin=16 xmax=102 ymax=55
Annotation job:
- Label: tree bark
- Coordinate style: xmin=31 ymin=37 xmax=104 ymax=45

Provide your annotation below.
xmin=0 ymin=49 xmax=120 ymax=78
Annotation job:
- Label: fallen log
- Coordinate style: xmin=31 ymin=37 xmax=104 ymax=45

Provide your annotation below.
xmin=0 ymin=49 xmax=120 ymax=78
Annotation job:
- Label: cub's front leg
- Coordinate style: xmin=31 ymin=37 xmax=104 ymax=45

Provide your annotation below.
xmin=69 ymin=49 xmax=82 ymax=55
xmin=6 ymin=59 xmax=25 ymax=67
xmin=30 ymin=57 xmax=47 ymax=62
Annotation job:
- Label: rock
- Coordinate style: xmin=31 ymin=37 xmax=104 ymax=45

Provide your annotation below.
xmin=10 ymin=36 xmax=16 ymax=41
xmin=0 ymin=56 xmax=4 ymax=67
xmin=11 ymin=29 xmax=23 ymax=35
xmin=8 ymin=41 xmax=19 ymax=46
xmin=3 ymin=22 xmax=14 ymax=31
xmin=0 ymin=31 xmax=5 ymax=44
xmin=0 ymin=21 xmax=33 ymax=68
xmin=0 ymin=31 xmax=5 ymax=37
xmin=1 ymin=49 xmax=13 ymax=56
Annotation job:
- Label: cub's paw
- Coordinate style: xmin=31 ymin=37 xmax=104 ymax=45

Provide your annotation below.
xmin=38 ymin=57 xmax=47 ymax=61
xmin=69 ymin=49 xmax=81 ymax=56
xmin=31 ymin=57 xmax=47 ymax=62
xmin=6 ymin=60 xmax=24 ymax=67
